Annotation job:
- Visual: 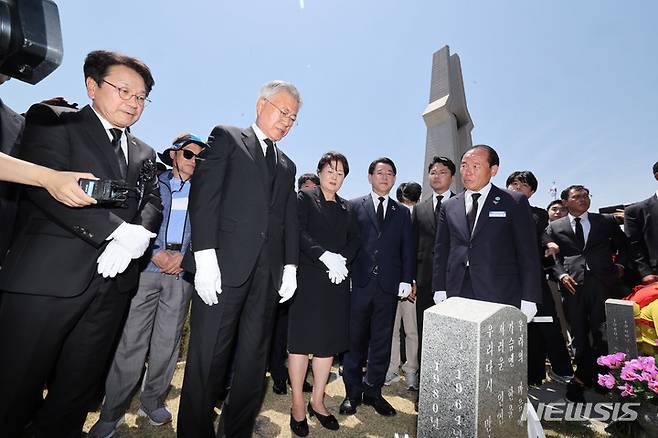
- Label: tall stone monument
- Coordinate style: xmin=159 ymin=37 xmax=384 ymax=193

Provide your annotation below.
xmin=605 ymin=299 xmax=639 ymax=359
xmin=422 ymin=45 xmax=473 ymax=196
xmin=418 ymin=297 xmax=527 ymax=438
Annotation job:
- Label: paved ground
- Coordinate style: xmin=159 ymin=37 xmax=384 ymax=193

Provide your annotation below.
xmin=82 ymin=364 xmax=615 ymax=437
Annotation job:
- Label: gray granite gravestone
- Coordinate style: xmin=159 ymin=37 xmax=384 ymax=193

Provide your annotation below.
xmin=605 ymin=299 xmax=639 ymax=359
xmin=418 ymin=297 xmax=527 ymax=438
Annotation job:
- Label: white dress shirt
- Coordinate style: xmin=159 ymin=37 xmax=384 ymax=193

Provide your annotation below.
xmin=91 ymin=106 xmax=127 ymax=161
xmin=464 ymin=182 xmax=492 ymax=232
xmin=252 ymin=123 xmax=277 ymax=161
xmin=432 ymin=188 xmax=452 ymax=211
xmin=370 ymin=192 xmax=389 ymax=219
xmin=568 ymin=211 xmax=591 ymax=245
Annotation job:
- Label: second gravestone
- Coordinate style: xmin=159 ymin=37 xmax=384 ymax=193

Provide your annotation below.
xmin=418 ymin=297 xmax=527 ymax=438
xmin=605 ymin=298 xmax=639 ymax=359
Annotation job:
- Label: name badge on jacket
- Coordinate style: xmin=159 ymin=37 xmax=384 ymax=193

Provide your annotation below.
xmin=489 ymin=211 xmax=507 ymax=218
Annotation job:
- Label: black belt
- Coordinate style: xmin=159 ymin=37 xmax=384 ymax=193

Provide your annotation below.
xmin=166 ymin=243 xmax=182 ymax=251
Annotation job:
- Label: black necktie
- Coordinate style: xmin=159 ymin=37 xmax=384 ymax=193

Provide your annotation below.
xmin=574 ymin=217 xmax=585 ymax=250
xmin=109 ymin=128 xmax=127 ymax=178
xmin=376 ymin=196 xmax=385 ymax=227
xmin=466 ymin=193 xmax=481 ymax=235
xmin=434 ymin=194 xmax=444 ymax=224
xmin=264 ymin=138 xmax=276 ymax=178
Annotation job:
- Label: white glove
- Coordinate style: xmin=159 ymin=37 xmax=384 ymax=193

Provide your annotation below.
xmin=97 ymin=240 xmax=132 ymax=278
xmin=194 ymin=249 xmax=222 ymax=306
xmin=278 ymin=265 xmax=297 ymax=303
xmin=108 ymin=222 xmax=156 ymax=258
xmin=319 ymin=251 xmax=348 ymax=278
xmin=433 ymin=291 xmax=447 ymax=305
xmin=327 ymin=269 xmax=346 ymax=285
xmin=398 ymin=282 xmax=412 ymax=298
xmin=520 ymin=300 xmax=538 ymax=323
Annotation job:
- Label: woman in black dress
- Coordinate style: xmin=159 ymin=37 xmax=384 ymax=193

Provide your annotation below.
xmin=287 ymin=152 xmax=360 ymax=436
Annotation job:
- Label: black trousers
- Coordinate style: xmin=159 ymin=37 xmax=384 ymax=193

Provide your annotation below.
xmin=415 ymin=283 xmax=433 ymax=371
xmin=269 ymin=301 xmax=290 ymax=384
xmin=563 ymin=271 xmax=609 ymax=384
xmin=0 ymin=275 xmax=130 ymax=438
xmin=177 ymin=250 xmax=278 ymax=438
xmin=342 ymin=280 xmax=397 ymax=399
xmin=528 ymin=279 xmax=573 ymax=382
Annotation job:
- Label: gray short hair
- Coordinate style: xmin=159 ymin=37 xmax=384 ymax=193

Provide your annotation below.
xmin=259 ymin=80 xmax=302 ymax=108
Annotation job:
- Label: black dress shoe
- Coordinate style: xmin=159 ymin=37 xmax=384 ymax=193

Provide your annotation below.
xmin=565 ymin=381 xmax=586 ymax=403
xmin=339 ymin=397 xmax=360 ymax=415
xmin=302 ymin=380 xmax=314 ymax=393
xmin=273 ymin=379 xmax=287 ymax=395
xmin=308 ymin=401 xmax=339 ymax=430
xmin=363 ymin=394 xmax=397 ymax=416
xmin=290 ymin=412 xmax=309 ymax=437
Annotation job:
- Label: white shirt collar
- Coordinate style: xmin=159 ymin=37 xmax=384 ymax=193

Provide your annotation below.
xmin=568 ymin=211 xmax=589 ymax=223
xmin=91 ymin=106 xmax=125 ymax=140
xmin=371 ymin=191 xmax=389 ymax=204
xmin=432 ymin=188 xmax=452 ymax=209
xmin=465 ymin=182 xmax=492 ymax=201
xmin=251 ymin=123 xmax=276 ymax=159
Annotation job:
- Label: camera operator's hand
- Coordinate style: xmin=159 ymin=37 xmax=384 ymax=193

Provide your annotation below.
xmin=97 ymin=240 xmax=132 ymax=278
xmin=41 ymin=169 xmax=98 ymax=207
xmin=108 ymin=222 xmax=156 ymax=258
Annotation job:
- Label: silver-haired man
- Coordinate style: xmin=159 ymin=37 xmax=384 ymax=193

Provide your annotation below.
xmin=177 ymin=81 xmax=301 ymax=438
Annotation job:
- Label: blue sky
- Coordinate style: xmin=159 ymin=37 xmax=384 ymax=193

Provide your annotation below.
xmin=3 ymin=0 xmax=657 ymax=210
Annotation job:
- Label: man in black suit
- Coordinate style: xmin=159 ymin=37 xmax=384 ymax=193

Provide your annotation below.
xmin=340 ymin=157 xmax=415 ymax=417
xmin=624 ymin=162 xmax=658 ymax=285
xmin=545 ymin=184 xmax=627 ymax=400
xmin=505 ymin=171 xmax=574 ymax=386
xmin=178 ymin=81 xmax=300 ymax=438
xmin=0 ymin=51 xmax=162 ymax=437
xmin=432 ymin=145 xmax=541 ymax=318
xmin=413 ymin=156 xmax=456 ymax=368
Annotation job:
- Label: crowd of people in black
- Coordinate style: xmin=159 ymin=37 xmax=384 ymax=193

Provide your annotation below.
xmin=0 ymin=49 xmax=656 ymax=438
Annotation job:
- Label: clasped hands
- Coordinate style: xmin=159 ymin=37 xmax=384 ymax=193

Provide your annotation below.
xmin=97 ymin=222 xmax=156 ymax=278
xmin=319 ymin=251 xmax=348 ymax=284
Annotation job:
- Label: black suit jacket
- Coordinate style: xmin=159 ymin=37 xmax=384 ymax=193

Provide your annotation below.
xmin=412 ymin=192 xmax=455 ymax=290
xmin=625 ymin=194 xmax=658 ymax=278
xmin=0 ymin=98 xmax=25 ymax=263
xmin=183 ymin=125 xmax=298 ymax=288
xmin=545 ymin=212 xmax=628 ymax=286
xmin=350 ymin=194 xmax=414 ymax=294
xmin=432 ymin=185 xmax=541 ymax=307
xmin=298 ymin=186 xmax=360 ymax=270
xmin=0 ymin=104 xmax=162 ymax=296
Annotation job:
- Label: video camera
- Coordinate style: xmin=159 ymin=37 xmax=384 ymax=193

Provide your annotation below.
xmin=0 ymin=0 xmax=63 ymax=84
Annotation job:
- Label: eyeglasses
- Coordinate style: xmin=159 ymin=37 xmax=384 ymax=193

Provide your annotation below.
xmin=102 ymin=80 xmax=151 ymax=106
xmin=264 ymin=98 xmax=297 ymax=123
xmin=179 ymin=149 xmax=199 ymax=160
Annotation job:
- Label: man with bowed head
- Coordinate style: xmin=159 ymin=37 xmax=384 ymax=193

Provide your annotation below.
xmin=178 ymin=80 xmax=300 ymax=438
xmin=432 ymin=145 xmax=541 ymax=321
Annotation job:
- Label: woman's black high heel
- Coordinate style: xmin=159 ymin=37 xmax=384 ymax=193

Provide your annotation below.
xmin=308 ymin=401 xmax=339 ymax=430
xmin=290 ymin=410 xmax=309 ymax=437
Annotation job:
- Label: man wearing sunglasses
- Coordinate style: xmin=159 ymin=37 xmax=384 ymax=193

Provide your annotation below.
xmin=90 ymin=133 xmax=206 ymax=437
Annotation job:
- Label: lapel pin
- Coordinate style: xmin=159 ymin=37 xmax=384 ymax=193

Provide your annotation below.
xmin=493 ymin=196 xmax=500 ymax=205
